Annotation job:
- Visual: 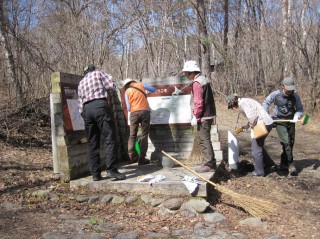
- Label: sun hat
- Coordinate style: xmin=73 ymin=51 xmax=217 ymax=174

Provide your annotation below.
xmin=282 ymin=77 xmax=296 ymax=91
xmin=182 ymin=61 xmax=201 ymax=72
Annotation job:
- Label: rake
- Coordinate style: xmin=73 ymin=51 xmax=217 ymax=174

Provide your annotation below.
xmin=273 ymin=113 xmax=310 ymax=125
xmin=161 ymin=150 xmax=278 ymax=218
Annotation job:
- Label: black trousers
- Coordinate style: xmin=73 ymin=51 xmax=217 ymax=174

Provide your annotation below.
xmin=83 ymin=99 xmax=119 ymax=176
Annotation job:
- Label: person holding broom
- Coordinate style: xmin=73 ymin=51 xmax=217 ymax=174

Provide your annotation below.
xmin=226 ymin=94 xmax=276 ymax=177
xmin=262 ymin=77 xmax=304 ymax=176
xmin=182 ymin=61 xmax=217 ymax=173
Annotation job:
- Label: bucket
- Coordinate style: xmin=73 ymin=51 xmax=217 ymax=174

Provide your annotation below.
xmin=135 ymin=139 xmax=141 ymax=156
xmin=161 ymin=155 xmax=175 ymax=169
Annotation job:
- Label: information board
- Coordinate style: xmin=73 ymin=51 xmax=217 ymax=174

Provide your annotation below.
xmin=123 ymin=83 xmax=192 ymax=125
xmin=61 ymin=82 xmax=85 ymax=133
xmin=148 ymin=94 xmax=192 ymax=124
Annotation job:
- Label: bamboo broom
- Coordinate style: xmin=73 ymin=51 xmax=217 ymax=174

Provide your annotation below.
xmin=185 ymin=127 xmax=205 ymax=165
xmin=161 ymin=150 xmax=278 ymax=218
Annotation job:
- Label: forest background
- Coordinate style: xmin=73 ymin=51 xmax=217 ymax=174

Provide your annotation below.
xmin=0 ymin=0 xmax=319 ymax=115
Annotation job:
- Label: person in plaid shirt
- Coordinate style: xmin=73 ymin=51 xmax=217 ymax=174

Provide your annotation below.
xmin=78 ymin=64 xmax=126 ymax=181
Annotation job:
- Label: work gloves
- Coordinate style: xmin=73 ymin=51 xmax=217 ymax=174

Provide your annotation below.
xmin=241 ymin=122 xmax=250 ymax=132
xmin=191 ymin=116 xmax=198 ymax=126
xmin=290 ymin=115 xmax=299 ymax=123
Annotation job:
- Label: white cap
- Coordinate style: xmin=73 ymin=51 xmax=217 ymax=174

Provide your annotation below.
xmin=182 ymin=61 xmax=201 ymax=72
xmin=123 ymin=78 xmax=136 ymax=86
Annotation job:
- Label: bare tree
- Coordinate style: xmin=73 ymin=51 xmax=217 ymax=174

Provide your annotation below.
xmin=0 ymin=0 xmax=23 ymax=106
xmin=195 ymin=0 xmax=210 ymax=78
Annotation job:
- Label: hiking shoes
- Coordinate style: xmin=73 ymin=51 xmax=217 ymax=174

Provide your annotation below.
xmin=128 ymin=153 xmax=138 ymax=164
xmin=277 ymin=166 xmax=289 ymax=176
xmin=265 ymin=165 xmax=278 ymax=174
xmin=138 ymin=158 xmax=150 ymax=165
xmin=108 ymin=169 xmax=126 ymax=180
xmin=247 ymin=171 xmax=264 ymax=177
xmin=92 ymin=174 xmax=103 ymax=181
xmin=289 ymin=164 xmax=298 ymax=176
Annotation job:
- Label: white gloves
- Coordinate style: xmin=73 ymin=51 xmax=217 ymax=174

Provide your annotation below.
xmin=191 ymin=116 xmax=198 ymax=126
xmin=250 ymin=129 xmax=254 ymax=139
xmin=242 ymin=122 xmax=250 ymax=132
xmin=290 ymin=115 xmax=299 ymax=123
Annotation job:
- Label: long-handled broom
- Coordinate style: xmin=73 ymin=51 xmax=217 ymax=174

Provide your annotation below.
xmin=234 ymin=114 xmax=310 ymax=135
xmin=273 ymin=113 xmax=310 ymax=125
xmin=161 ymin=150 xmax=278 ymax=218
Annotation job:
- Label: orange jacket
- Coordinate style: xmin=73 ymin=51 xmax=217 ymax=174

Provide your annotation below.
xmin=125 ymin=82 xmax=151 ymax=112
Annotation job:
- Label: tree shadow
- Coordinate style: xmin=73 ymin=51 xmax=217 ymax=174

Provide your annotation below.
xmin=0 ymin=177 xmax=53 ymax=195
xmin=294 ymin=158 xmax=320 ymax=175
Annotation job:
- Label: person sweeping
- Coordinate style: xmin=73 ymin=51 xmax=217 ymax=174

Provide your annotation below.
xmin=227 ymin=94 xmax=276 ymax=177
xmin=262 ymin=77 xmax=304 ymax=176
xmin=182 ymin=61 xmax=217 ymax=173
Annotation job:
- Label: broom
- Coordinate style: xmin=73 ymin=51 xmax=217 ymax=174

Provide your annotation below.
xmin=273 ymin=113 xmax=310 ymax=125
xmin=161 ymin=150 xmax=278 ymax=218
xmin=234 ymin=127 xmax=245 ymax=135
xmin=185 ymin=127 xmax=205 ymax=165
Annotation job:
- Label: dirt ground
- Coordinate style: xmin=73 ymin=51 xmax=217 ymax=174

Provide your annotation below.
xmin=0 ymin=99 xmax=319 ymax=238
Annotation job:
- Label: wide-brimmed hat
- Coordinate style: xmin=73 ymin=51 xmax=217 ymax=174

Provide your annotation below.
xmin=282 ymin=77 xmax=296 ymax=91
xmin=182 ymin=61 xmax=201 ymax=72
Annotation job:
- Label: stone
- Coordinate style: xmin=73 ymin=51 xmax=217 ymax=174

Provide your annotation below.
xmin=88 ymin=195 xmax=100 ymax=204
xmin=203 ymin=212 xmax=226 ymax=223
xmin=162 ymin=198 xmax=183 ymax=210
xmin=151 ymin=198 xmax=165 ymax=207
xmin=75 ymin=195 xmax=90 ymax=203
xmin=100 ymin=194 xmax=115 ymax=203
xmin=125 ymin=196 xmax=138 ymax=204
xmin=140 ymin=195 xmax=152 ymax=204
xmin=112 ymin=195 xmax=125 ymax=204
xmin=186 ymin=198 xmax=209 ymax=213
xmin=239 ymin=217 xmax=267 ymax=230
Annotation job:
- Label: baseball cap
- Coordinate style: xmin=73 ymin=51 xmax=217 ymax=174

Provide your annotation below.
xmin=226 ymin=93 xmax=238 ymax=103
xmin=282 ymin=77 xmax=296 ymax=91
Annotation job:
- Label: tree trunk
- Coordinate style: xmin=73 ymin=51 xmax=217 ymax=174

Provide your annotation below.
xmin=282 ymin=0 xmax=291 ymax=75
xmin=223 ymin=0 xmax=229 ymax=52
xmin=0 ymin=1 xmax=23 ymax=106
xmin=196 ymin=0 xmax=210 ymax=79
